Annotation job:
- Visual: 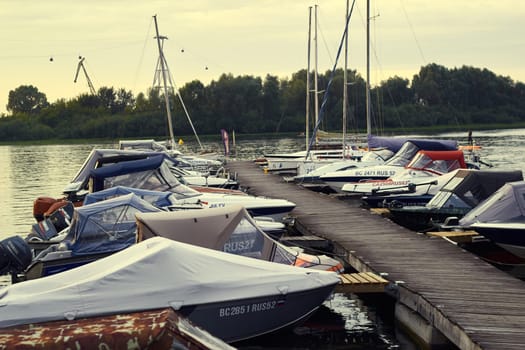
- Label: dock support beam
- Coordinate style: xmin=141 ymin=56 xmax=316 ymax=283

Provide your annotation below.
xmin=395 ymin=303 xmax=452 ymax=349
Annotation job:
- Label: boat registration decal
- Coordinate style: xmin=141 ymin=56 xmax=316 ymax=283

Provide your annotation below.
xmin=208 ymin=203 xmax=226 ymax=208
xmin=219 ymin=301 xmax=278 ymax=318
xmin=354 ymin=170 xmax=396 ymax=176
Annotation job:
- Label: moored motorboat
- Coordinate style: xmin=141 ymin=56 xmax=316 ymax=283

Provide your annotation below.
xmin=319 ymin=139 xmax=459 ymax=193
xmin=342 ymin=149 xmax=467 ymax=196
xmin=0 ymin=237 xmax=340 ymax=343
xmin=293 ymin=148 xmax=394 ymax=185
xmin=88 ymin=155 xmax=296 ymax=222
xmin=23 ymin=193 xmax=162 ymax=280
xmin=135 ymin=205 xmax=344 ymax=273
xmin=387 ymin=169 xmax=523 ymax=232
xmin=460 ymin=181 xmax=525 ymax=258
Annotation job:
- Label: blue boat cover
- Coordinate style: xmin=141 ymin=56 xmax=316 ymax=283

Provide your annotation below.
xmin=63 ymin=194 xmax=161 ymax=255
xmin=67 ymin=149 xmax=177 ymax=193
xmin=83 ymin=186 xmax=173 ymax=208
xmin=367 ymin=135 xmax=458 ymax=152
xmin=89 ymin=155 xmax=166 ymax=192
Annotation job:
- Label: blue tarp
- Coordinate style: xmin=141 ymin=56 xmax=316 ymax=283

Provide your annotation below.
xmin=89 ymin=155 xmax=166 ymax=192
xmin=67 ymin=149 xmax=178 ymax=193
xmin=64 ymin=194 xmax=161 ymax=255
xmin=83 ymin=186 xmax=173 ymax=208
xmin=367 ymin=135 xmax=458 ymax=152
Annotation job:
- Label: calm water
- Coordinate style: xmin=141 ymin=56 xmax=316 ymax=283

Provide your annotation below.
xmin=1 ymin=129 xmax=525 ymax=349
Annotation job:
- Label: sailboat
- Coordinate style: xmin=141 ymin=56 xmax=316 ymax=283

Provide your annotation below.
xmin=264 ymin=4 xmax=369 ymax=176
xmin=128 ymin=16 xmax=223 ymax=174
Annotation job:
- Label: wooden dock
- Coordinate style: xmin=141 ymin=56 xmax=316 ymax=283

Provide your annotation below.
xmin=227 ymin=160 xmax=525 ymax=350
xmin=337 ymin=272 xmax=389 ymax=293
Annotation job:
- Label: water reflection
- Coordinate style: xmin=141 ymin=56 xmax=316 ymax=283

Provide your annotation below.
xmin=0 ymin=143 xmax=113 ymax=238
xmin=234 ymin=293 xmax=408 ymax=349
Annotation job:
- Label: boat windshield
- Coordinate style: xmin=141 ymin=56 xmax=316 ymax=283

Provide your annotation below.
xmin=96 ymin=161 xmax=200 ymax=200
xmin=427 ymin=191 xmax=471 ymax=209
xmin=364 ymin=149 xmax=394 ymax=162
xmin=407 ymin=153 xmax=463 ymax=174
xmin=66 ymin=204 xmax=141 ymax=255
xmin=224 ymin=217 xmax=297 ymax=264
xmin=223 ymin=218 xmax=268 ymax=258
xmin=384 ymin=142 xmax=420 ymax=167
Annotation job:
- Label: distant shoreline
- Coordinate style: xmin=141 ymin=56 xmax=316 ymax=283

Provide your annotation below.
xmin=1 ymin=122 xmax=524 ymax=146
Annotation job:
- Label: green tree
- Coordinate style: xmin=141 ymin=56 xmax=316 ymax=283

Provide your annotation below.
xmin=7 ymin=85 xmax=48 ymax=114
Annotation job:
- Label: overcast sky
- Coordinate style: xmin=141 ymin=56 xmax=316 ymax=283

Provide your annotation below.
xmin=1 ymin=0 xmax=523 ymax=115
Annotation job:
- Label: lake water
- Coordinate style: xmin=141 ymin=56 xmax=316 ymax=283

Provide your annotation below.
xmin=1 ymin=129 xmax=525 ymax=349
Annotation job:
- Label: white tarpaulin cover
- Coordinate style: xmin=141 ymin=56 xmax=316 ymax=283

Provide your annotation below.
xmin=0 ymin=237 xmax=339 ymax=328
xmin=460 ymin=181 xmax=525 ymax=227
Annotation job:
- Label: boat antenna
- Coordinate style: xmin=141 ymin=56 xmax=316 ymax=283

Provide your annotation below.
xmin=74 ymin=56 xmax=96 ymax=95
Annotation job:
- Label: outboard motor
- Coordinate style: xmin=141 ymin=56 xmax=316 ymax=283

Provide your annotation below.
xmin=0 ymin=236 xmax=32 ymax=276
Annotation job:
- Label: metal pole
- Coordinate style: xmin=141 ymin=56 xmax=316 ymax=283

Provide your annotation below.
xmin=306 ymin=6 xmax=312 ymax=150
xmin=343 ymin=0 xmax=349 ymax=158
xmin=366 ymin=0 xmax=371 ymax=138
xmin=314 ymin=4 xmax=319 ymax=144
xmin=153 ymin=15 xmax=176 ymax=147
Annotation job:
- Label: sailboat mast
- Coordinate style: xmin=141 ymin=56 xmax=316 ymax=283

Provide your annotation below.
xmin=314 ymin=4 xmax=319 ymax=142
xmin=365 ymin=0 xmax=371 ymax=138
xmin=342 ymin=0 xmax=349 ymax=158
xmin=153 ymin=15 xmax=176 ymax=147
xmin=306 ymin=6 xmax=312 ymax=150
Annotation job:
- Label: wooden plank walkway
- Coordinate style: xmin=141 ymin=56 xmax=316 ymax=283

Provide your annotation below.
xmin=337 ymin=272 xmax=389 ymax=293
xmin=226 ymin=160 xmax=525 ymax=350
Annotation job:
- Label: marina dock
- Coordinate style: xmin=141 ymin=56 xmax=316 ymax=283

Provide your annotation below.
xmin=227 ymin=160 xmax=525 ymax=350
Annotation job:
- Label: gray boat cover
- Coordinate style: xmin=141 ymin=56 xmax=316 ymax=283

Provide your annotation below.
xmin=0 ymin=237 xmax=339 ymax=328
xmin=135 ymin=205 xmax=343 ymax=272
xmin=460 ymin=181 xmax=525 ymax=227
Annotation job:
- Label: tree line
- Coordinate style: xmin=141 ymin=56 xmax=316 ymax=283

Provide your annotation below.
xmin=1 ymin=63 xmax=524 ymax=142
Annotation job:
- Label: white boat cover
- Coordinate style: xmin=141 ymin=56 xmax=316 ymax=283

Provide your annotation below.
xmin=0 ymin=237 xmax=339 ymax=328
xmin=460 ymin=181 xmax=525 ymax=227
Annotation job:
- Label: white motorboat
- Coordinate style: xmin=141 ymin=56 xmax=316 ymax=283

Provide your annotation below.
xmin=341 ymin=150 xmax=467 ymax=195
xmin=319 ymin=139 xmax=459 ymax=193
xmin=460 ymin=181 xmax=525 ymax=258
xmin=88 ymin=155 xmax=296 ymax=222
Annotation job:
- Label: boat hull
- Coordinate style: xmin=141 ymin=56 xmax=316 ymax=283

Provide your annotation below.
xmin=470 ymin=223 xmax=525 ymax=258
xmin=177 ymin=284 xmax=336 ymax=343
xmin=389 ymin=207 xmax=470 ymax=232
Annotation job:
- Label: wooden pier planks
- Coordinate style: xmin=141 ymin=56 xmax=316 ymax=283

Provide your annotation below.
xmin=226 ymin=160 xmax=525 ymax=350
xmin=337 ymin=272 xmax=389 ymax=293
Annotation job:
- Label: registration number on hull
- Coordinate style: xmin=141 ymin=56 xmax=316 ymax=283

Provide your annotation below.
xmin=219 ymin=300 xmax=278 ymax=318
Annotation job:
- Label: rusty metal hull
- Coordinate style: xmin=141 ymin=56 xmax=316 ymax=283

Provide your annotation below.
xmin=0 ymin=308 xmax=233 ymax=350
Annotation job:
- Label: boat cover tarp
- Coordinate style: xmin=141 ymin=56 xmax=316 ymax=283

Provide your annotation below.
xmin=89 ymin=155 xmax=184 ymax=193
xmin=367 ymin=135 xmax=458 ymax=153
xmin=87 ymin=157 xmax=296 ymax=218
xmin=460 ymin=181 xmax=525 ymax=227
xmin=383 ymin=139 xmax=459 ymax=168
xmin=66 ymin=149 xmax=172 ymax=193
xmin=137 ymin=205 xmax=282 ymax=261
xmin=0 ymin=237 xmax=340 ymax=328
xmin=61 ymin=193 xmax=161 ymax=255
xmin=431 ymin=169 xmax=523 ymax=209
xmin=83 ymin=186 xmax=174 ymax=207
